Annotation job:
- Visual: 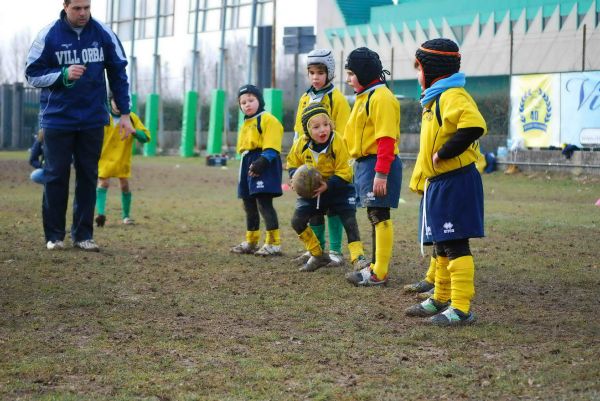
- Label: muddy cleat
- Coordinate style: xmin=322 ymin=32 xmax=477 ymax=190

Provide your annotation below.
xmin=345 ymin=266 xmax=387 ymax=287
xmin=299 ymin=253 xmax=331 ymax=272
xmin=327 ymin=251 xmax=345 ymax=267
xmin=73 ymin=239 xmax=100 ymax=252
xmin=403 ymin=280 xmax=434 ymax=293
xmin=230 ymin=241 xmax=259 ymax=254
xmin=292 ymin=251 xmax=311 ymax=265
xmin=254 ymin=243 xmax=282 ymax=257
xmin=46 ymin=240 xmax=65 ymax=250
xmin=95 ymin=214 xmax=106 ymax=227
xmin=122 ymin=217 xmax=135 ymax=225
xmin=405 ymin=297 xmax=449 ymax=317
xmin=352 ymin=256 xmax=370 ymax=271
xmin=417 ymin=287 xmax=435 ymax=300
xmin=430 ymin=306 xmax=477 ymax=326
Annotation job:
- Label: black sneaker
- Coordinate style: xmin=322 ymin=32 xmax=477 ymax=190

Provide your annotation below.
xmin=299 ymin=254 xmax=331 ymax=272
xmin=95 ymin=214 xmax=106 ymax=227
xmin=292 ymin=251 xmax=311 ymax=266
xmin=405 ymin=297 xmax=448 ymax=317
xmin=403 ymin=280 xmax=434 ymax=293
xmin=430 ymin=306 xmax=477 ymax=326
xmin=345 ymin=267 xmax=388 ymax=286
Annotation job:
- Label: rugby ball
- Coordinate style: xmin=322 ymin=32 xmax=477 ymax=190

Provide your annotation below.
xmin=292 ymin=164 xmax=322 ymax=199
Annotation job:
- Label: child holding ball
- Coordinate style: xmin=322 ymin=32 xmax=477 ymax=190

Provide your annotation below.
xmin=287 ymin=103 xmax=368 ymax=272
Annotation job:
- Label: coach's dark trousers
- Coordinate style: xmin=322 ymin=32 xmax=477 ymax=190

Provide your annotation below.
xmin=42 ymin=127 xmax=104 ymax=243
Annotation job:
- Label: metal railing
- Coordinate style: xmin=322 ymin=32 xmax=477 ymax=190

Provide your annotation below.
xmin=0 ymin=83 xmax=40 ymax=150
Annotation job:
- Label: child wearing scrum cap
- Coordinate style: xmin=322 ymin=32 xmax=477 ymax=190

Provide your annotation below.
xmin=232 ymin=84 xmax=284 ymax=257
xmin=343 ymin=47 xmax=403 ymax=287
xmin=405 ymin=38 xmax=486 ymax=326
xmin=287 ymin=103 xmax=368 ymax=273
xmin=291 ymin=49 xmax=352 ymax=268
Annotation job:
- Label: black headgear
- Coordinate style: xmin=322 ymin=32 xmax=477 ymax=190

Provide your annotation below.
xmin=415 ymin=38 xmax=461 ymax=89
xmin=238 ymin=84 xmax=265 ymax=113
xmin=345 ymin=47 xmax=384 ymax=87
xmin=301 ymin=103 xmax=330 ymax=137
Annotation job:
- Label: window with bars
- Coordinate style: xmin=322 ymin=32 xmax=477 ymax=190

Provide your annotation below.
xmin=107 ymin=0 xmax=176 ymax=40
xmin=186 ymin=0 xmax=273 ymax=33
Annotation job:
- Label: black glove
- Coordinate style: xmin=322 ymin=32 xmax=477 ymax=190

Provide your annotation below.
xmin=249 ymin=156 xmax=269 ymax=175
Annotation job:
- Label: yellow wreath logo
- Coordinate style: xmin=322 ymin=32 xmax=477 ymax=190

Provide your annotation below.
xmin=519 ymin=88 xmax=552 ymax=133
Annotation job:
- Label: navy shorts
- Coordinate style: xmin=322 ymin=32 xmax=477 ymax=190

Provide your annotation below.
xmin=354 ymin=155 xmax=402 ymax=208
xmin=295 ymin=183 xmax=357 ymax=216
xmin=423 ymin=163 xmax=484 ymax=242
xmin=238 ymin=150 xmax=283 ymax=198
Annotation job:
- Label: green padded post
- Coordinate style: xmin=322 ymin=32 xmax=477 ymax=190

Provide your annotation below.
xmin=131 ymin=93 xmax=138 ymax=113
xmin=207 ymin=89 xmax=226 ymax=155
xmin=131 ymin=93 xmax=138 ymax=155
xmin=144 ymin=93 xmax=159 ymax=156
xmin=237 ymin=108 xmax=244 ymax=132
xmin=181 ymin=90 xmax=198 ymax=157
xmin=263 ymin=88 xmax=283 ymax=122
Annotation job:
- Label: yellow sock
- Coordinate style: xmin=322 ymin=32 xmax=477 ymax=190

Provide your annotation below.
xmin=298 ymin=227 xmax=322 ymax=256
xmin=371 ymin=220 xmax=393 ymax=280
xmin=347 ymin=241 xmax=365 ymax=262
xmin=246 ymin=230 xmax=260 ymax=245
xmin=432 ymin=256 xmax=450 ymax=303
xmin=265 ymin=229 xmax=281 ymax=246
xmin=425 ymin=256 xmax=436 ymax=284
xmin=447 ymin=255 xmax=475 ymax=314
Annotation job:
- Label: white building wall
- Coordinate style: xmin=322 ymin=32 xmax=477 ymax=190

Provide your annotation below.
xmin=116 ymin=1 xmax=600 ymax=98
xmin=326 ymin=2 xmax=600 ymax=84
xmin=118 ymin=0 xmax=347 ymax=101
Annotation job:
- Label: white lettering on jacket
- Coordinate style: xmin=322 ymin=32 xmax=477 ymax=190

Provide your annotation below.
xmin=55 ymin=47 xmax=104 ymax=65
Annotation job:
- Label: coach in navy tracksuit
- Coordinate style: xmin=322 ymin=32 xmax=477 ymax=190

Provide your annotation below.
xmin=25 ymin=0 xmax=134 ymax=251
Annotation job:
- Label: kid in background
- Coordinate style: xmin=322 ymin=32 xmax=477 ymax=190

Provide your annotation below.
xmin=232 ymin=84 xmax=284 ymax=256
xmin=343 ymin=47 xmax=403 ymax=287
xmin=292 ymin=49 xmax=351 ymax=267
xmin=95 ymin=94 xmax=150 ymax=226
xmin=405 ymin=38 xmax=486 ymax=326
xmin=287 ymin=103 xmax=369 ymax=272
xmin=29 ymin=129 xmax=46 ymax=185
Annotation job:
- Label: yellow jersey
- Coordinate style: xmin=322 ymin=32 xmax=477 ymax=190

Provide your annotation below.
xmin=409 ymin=88 xmax=487 ymax=193
xmin=344 ymin=84 xmax=400 ymax=159
xmin=236 ymin=112 xmax=283 ymax=154
xmin=98 ymin=112 xmax=150 ymax=178
xmin=287 ymin=132 xmax=353 ymax=184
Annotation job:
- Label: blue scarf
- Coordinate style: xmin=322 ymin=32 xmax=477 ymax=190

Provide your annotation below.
xmin=420 ymin=72 xmax=465 ymax=107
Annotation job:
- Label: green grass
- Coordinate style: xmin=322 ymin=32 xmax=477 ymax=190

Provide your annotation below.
xmin=1 ymin=152 xmax=600 ymax=400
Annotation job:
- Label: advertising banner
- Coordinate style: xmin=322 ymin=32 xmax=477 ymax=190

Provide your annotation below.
xmin=510 ymin=74 xmax=561 ymax=147
xmin=560 ymin=71 xmax=600 ymax=147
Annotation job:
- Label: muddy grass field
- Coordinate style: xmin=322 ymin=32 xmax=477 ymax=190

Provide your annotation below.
xmin=1 ymin=152 xmax=599 ymax=401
